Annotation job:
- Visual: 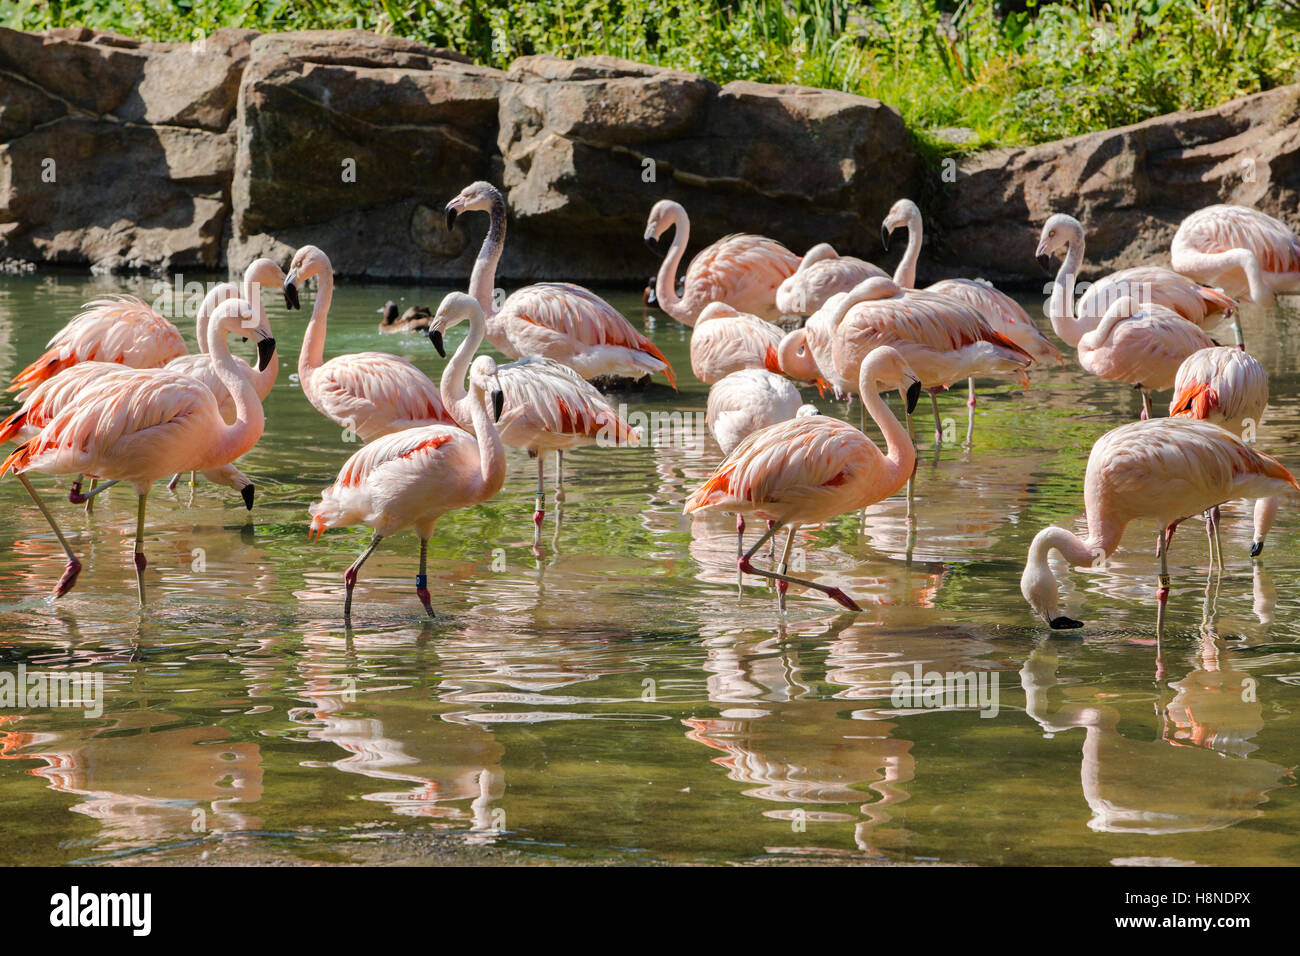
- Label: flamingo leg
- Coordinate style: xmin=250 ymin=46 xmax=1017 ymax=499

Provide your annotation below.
xmin=189 ymin=470 xmax=197 ymax=489
xmin=1211 ymin=505 xmax=1223 ymax=572
xmin=133 ymin=492 xmax=148 ymax=606
xmin=69 ymin=478 xmax=118 ymax=504
xmin=1140 ymin=389 xmax=1152 ymax=420
xmin=776 ymin=526 xmax=796 ymax=613
xmin=16 ymin=474 xmax=81 ymax=597
xmin=738 ymin=521 xmax=862 ymax=612
xmin=416 ymin=537 xmax=433 ymax=618
xmin=965 ymin=378 xmax=976 ymax=446
xmin=343 ymin=532 xmax=383 ymax=619
xmin=930 ymin=390 xmax=942 ymax=445
xmin=1232 ymin=312 xmax=1245 ymax=350
xmin=533 ymin=453 xmax=545 ymax=551
xmin=167 ymin=473 xmax=180 ymax=492
xmin=735 ymin=513 xmax=745 ymax=595
xmin=85 ymin=477 xmax=98 ymax=515
xmin=554 ymin=450 xmax=565 ymax=504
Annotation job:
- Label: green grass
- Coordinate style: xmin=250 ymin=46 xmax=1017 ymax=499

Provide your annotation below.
xmin=6 ymin=0 xmax=1300 ymax=154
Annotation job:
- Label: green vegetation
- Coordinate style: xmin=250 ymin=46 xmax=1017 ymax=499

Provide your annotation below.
xmin=7 ymin=0 xmax=1300 ymax=152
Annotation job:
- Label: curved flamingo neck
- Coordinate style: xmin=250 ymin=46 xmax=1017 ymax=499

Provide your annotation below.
xmin=1027 ymin=524 xmax=1104 ymax=575
xmin=465 ymin=384 xmax=506 ymax=495
xmin=654 ymin=206 xmax=694 ymax=326
xmin=469 ymin=192 xmax=507 ymax=318
xmin=1079 ymin=307 xmax=1130 ymax=350
xmin=1050 ymin=232 xmax=1086 ymax=347
xmin=777 ymin=329 xmax=819 ymax=380
xmin=440 ymin=309 xmax=487 ymax=424
xmin=858 ymin=366 xmax=916 ymax=492
xmin=893 ymin=212 xmax=922 ymax=289
xmin=298 ymin=266 xmax=334 ymax=386
xmin=195 ymin=282 xmax=236 ymax=355
xmin=205 ymin=321 xmax=265 ymax=470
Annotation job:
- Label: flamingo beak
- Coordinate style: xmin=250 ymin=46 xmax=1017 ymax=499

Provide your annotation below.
xmin=445 ymin=205 xmax=459 ymax=231
xmin=282 ymin=273 xmax=300 ymax=310
xmin=428 ymin=327 xmax=446 ymax=358
xmin=492 ymin=388 xmax=505 ymax=422
xmin=905 ymin=378 xmax=922 ymax=415
xmin=1250 ymin=541 xmax=1265 ymax=557
xmin=1036 ymin=253 xmax=1052 ymax=274
xmin=881 ymin=224 xmax=892 ymax=251
xmin=1049 ymin=615 xmax=1084 ymax=629
xmin=241 ymin=484 xmax=255 ymax=511
xmin=256 ymin=336 xmax=276 ymax=372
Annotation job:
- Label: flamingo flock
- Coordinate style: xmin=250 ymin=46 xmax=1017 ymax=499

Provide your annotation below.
xmin=2 ymin=188 xmax=1298 ymax=632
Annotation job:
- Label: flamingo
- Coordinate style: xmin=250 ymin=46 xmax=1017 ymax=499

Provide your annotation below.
xmin=281 ymin=245 xmax=459 ymax=442
xmin=774 ymin=284 xmax=876 ymax=399
xmin=1075 ymin=295 xmax=1216 ymax=418
xmin=684 ymin=346 xmax=923 ymax=612
xmin=882 ymin=198 xmax=1064 ymax=441
xmin=425 ymin=292 xmax=638 ymax=549
xmin=308 ymin=321 xmax=507 ymax=619
xmin=1169 ymin=346 xmax=1274 ymax=557
xmin=9 ymin=294 xmax=188 ymax=400
xmin=0 ymin=299 xmax=274 ymax=603
xmin=828 ymin=277 xmax=1033 ymax=442
xmin=775 ymin=243 xmax=887 ymax=317
xmin=644 ymin=199 xmax=799 ymax=326
xmin=1171 ymin=204 xmax=1300 ymax=310
xmin=444 ymin=182 xmax=675 ymax=386
xmin=1037 ymin=213 xmax=1238 ymax=344
xmin=689 ymin=302 xmax=786 ymax=384
xmin=1020 ymin=417 xmax=1298 ymax=631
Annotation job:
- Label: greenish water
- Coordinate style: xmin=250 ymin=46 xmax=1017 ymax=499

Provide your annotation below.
xmin=1 ymin=272 xmax=1298 ymax=866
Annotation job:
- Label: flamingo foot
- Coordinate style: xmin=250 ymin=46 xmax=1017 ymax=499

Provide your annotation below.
xmin=825 ymin=587 xmax=863 ymax=613
xmin=68 ymin=481 xmax=84 ymax=504
xmin=416 ymin=574 xmax=433 ymax=617
xmin=54 ymin=558 xmax=82 ymax=598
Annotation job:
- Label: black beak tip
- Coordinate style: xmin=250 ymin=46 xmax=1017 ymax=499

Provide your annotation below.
xmin=1049 ymin=615 xmax=1085 ymax=630
xmin=283 ymin=281 xmax=300 ymax=310
xmin=492 ymin=389 xmax=505 ymax=422
xmin=645 ymin=236 xmax=662 ymax=256
xmin=445 ymin=207 xmax=458 ymax=231
xmin=881 ymin=225 xmax=891 ymax=251
xmin=1250 ymin=541 xmax=1264 ymax=558
xmin=1036 ymin=253 xmax=1052 ymax=275
xmin=429 ymin=328 xmax=446 ymax=358
xmin=257 ymin=337 xmax=276 ymax=372
xmin=241 ymin=484 xmax=255 ymax=511
xmin=905 ymin=379 xmax=922 ymax=415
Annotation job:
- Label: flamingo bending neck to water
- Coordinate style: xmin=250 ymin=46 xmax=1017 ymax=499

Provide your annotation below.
xmin=685 ymin=346 xmax=922 ymax=612
xmin=775 ymin=243 xmax=887 ymax=317
xmin=644 ymin=199 xmax=799 ymax=326
xmin=1021 ymin=417 xmax=1297 ymax=631
xmin=283 ymin=245 xmax=458 ymax=442
xmin=1171 ymin=204 xmax=1300 ymax=309
xmin=1 ymin=299 xmax=273 ymax=603
xmin=689 ymin=302 xmax=787 ymax=384
xmin=308 ymin=295 xmax=507 ymax=619
xmin=445 ymin=182 xmax=675 ymax=387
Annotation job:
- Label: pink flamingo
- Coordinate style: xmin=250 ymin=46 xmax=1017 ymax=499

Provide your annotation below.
xmin=883 ymin=198 xmax=1064 ymax=441
xmin=828 ymin=277 xmax=1033 ymax=442
xmin=689 ymin=302 xmax=787 ymax=384
xmin=9 ymin=295 xmax=187 ymax=400
xmin=775 ymin=243 xmax=887 ymax=317
xmin=445 ymin=182 xmax=675 ymax=386
xmin=644 ymin=199 xmax=799 ymax=326
xmin=1 ymin=299 xmax=273 ymax=603
xmin=684 ymin=346 xmax=923 ymax=612
xmin=308 ymin=314 xmax=507 ymax=619
xmin=774 ymin=284 xmax=878 ymax=399
xmin=282 ymin=246 xmax=459 ymax=441
xmin=1171 ymin=204 xmax=1300 ymax=310
xmin=1037 ymin=213 xmax=1239 ymax=343
xmin=1169 ymin=345 xmax=1274 ymax=557
xmin=1075 ymin=295 xmax=1215 ymax=418
xmin=425 ymin=291 xmax=637 ymax=548
xmin=1020 ymin=417 xmax=1297 ymax=631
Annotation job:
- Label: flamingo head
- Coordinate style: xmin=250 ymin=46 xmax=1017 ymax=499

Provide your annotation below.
xmin=1021 ymin=528 xmax=1085 ymax=630
xmin=283 ymin=245 xmax=330 ymax=309
xmin=860 ymin=346 xmax=922 ymax=414
xmin=244 ymin=258 xmax=286 ymax=306
xmin=881 ymin=198 xmax=920 ymax=251
xmin=795 ymin=404 xmax=820 ymax=418
xmin=428 ymin=291 xmax=483 ymax=358
xmin=211 ymin=299 xmax=276 ymax=372
xmin=468 ymin=354 xmax=505 ymax=422
xmin=1035 ymin=214 xmax=1082 ymax=273
xmin=445 ymin=181 xmax=502 ymax=230
xmin=644 ymin=199 xmax=685 ymax=253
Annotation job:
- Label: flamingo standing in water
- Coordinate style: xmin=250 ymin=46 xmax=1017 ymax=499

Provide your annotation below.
xmin=1169 ymin=346 xmax=1274 ymax=558
xmin=308 ymin=325 xmax=507 ymax=619
xmin=9 ymin=295 xmax=188 ymax=400
xmin=644 ymin=199 xmax=799 ymax=326
xmin=685 ymin=346 xmax=923 ymax=612
xmin=1020 ymin=417 xmax=1297 ymax=632
xmin=444 ymin=182 xmax=675 ymax=386
xmin=282 ymin=246 xmax=459 ymax=441
xmin=882 ymin=198 xmax=1063 ymax=442
xmin=1 ymin=299 xmax=274 ymax=603
xmin=425 ymin=293 xmax=638 ymax=548
xmin=689 ymin=302 xmax=787 ymax=384
xmin=775 ymin=243 xmax=887 ymax=317
xmin=1171 ymin=204 xmax=1300 ymax=311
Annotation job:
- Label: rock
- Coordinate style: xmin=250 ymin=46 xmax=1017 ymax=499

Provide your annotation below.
xmin=227 ymin=30 xmax=503 ymax=279
xmin=0 ymin=27 xmax=251 ymax=272
xmin=495 ymin=55 xmax=919 ymax=281
xmin=932 ymin=85 xmax=1300 ymax=284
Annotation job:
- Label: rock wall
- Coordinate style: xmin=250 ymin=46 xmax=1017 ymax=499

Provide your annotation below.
xmin=2 ymin=26 xmax=1299 ymax=283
